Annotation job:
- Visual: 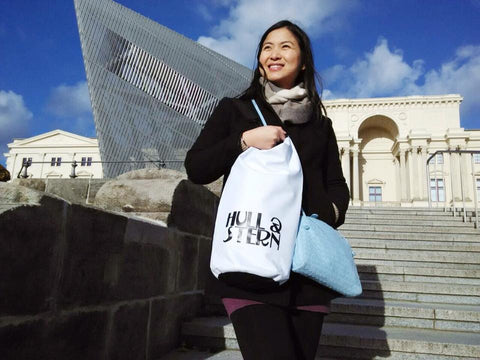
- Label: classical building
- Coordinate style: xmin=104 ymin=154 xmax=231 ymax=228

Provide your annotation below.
xmin=325 ymin=96 xmax=480 ymax=207
xmin=4 ymin=129 xmax=102 ymax=179
xmin=70 ymin=0 xmax=480 ymax=206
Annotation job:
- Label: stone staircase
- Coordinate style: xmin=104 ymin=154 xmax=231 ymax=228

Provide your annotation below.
xmin=163 ymin=206 xmax=480 ymax=359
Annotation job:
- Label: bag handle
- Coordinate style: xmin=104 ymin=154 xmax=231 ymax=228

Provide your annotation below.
xmin=251 ymin=99 xmax=268 ymax=126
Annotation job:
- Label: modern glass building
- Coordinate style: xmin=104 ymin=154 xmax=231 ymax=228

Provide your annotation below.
xmin=74 ymin=0 xmax=252 ymax=177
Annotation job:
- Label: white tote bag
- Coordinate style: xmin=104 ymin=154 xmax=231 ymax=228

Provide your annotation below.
xmin=210 ymin=100 xmax=303 ymax=285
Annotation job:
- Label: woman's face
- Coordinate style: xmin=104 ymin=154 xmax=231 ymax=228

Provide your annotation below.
xmin=259 ymin=27 xmax=303 ymax=89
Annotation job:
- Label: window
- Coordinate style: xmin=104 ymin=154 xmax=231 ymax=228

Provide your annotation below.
xmin=369 ymin=186 xmax=382 ymax=202
xmin=81 ymin=157 xmax=93 ymax=166
xmin=474 ymin=153 xmax=480 ymax=164
xmin=430 ymin=153 xmax=443 ymax=165
xmin=51 ymin=157 xmax=62 ymax=166
xmin=430 ymin=178 xmax=445 ymax=202
xmin=22 ymin=157 xmax=32 ymax=165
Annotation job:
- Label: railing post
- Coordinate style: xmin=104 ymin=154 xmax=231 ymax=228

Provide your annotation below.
xmin=449 ymin=151 xmax=456 ymax=217
xmin=70 ymin=160 xmax=78 ymax=179
xmin=21 ymin=160 xmax=31 ymax=179
xmin=471 ymin=154 xmax=479 ymax=229
xmin=427 ymin=159 xmax=432 ymax=208
xmin=459 ymin=151 xmax=466 ymax=222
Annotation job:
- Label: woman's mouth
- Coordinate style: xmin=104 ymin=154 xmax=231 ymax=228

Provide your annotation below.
xmin=268 ymin=64 xmax=284 ymax=71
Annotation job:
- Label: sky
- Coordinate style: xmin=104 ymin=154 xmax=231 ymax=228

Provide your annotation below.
xmin=1 ymin=0 xmax=479 ymax=165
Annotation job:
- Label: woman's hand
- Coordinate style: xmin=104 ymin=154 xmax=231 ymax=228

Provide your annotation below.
xmin=242 ymin=126 xmax=287 ymax=150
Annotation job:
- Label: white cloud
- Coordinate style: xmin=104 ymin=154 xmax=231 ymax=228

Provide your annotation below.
xmin=0 ymin=90 xmax=32 ymax=147
xmin=197 ymin=0 xmax=356 ymax=67
xmin=324 ymin=40 xmax=480 ymax=122
xmin=416 ymin=45 xmax=480 ymax=114
xmin=45 ymin=81 xmax=95 ymax=136
xmin=324 ymin=38 xmax=424 ymax=98
xmin=46 ymin=81 xmax=92 ymax=117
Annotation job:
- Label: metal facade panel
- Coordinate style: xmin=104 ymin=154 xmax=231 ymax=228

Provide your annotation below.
xmin=74 ymin=0 xmax=252 ymax=177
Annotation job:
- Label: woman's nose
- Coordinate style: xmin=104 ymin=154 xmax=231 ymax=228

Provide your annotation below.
xmin=270 ymin=50 xmax=281 ymax=60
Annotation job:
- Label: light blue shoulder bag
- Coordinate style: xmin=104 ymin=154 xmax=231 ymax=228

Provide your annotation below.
xmin=292 ymin=211 xmax=362 ymax=297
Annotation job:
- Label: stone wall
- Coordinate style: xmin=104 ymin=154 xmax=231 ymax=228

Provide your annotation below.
xmin=0 ymin=180 xmax=218 ymax=360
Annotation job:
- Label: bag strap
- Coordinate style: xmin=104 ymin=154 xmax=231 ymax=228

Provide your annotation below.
xmin=251 ymin=99 xmax=267 ymax=126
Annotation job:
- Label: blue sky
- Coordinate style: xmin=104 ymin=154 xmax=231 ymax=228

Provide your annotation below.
xmin=1 ymin=0 xmax=479 ymax=165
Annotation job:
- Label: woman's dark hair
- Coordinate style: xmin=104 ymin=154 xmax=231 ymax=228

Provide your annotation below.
xmin=241 ymin=20 xmax=326 ymax=118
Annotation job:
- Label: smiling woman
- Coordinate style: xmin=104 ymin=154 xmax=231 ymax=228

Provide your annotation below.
xmin=185 ymin=20 xmax=349 ymax=360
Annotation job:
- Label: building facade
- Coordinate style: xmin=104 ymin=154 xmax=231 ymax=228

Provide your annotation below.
xmin=324 ymin=96 xmax=480 ymax=207
xmin=4 ymin=129 xmax=102 ymax=179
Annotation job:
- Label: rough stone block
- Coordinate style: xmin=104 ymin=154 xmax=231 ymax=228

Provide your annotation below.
xmin=0 ymin=320 xmax=43 ymax=360
xmin=175 ymin=232 xmax=199 ymax=292
xmin=59 ymin=204 xmax=127 ymax=306
xmin=148 ymin=294 xmax=203 ymax=359
xmin=0 ymin=195 xmax=65 ymax=316
xmin=169 ymin=180 xmax=219 ymax=237
xmin=197 ymin=237 xmax=213 ymax=291
xmin=0 ymin=310 xmax=107 ymax=360
xmin=41 ymin=310 xmax=108 ymax=360
xmin=122 ymin=219 xmax=178 ymax=296
xmin=108 ymin=302 xmax=149 ymax=360
xmin=114 ymin=240 xmax=175 ymax=300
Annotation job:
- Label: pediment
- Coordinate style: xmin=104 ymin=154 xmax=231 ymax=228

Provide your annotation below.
xmin=45 ymin=170 xmax=63 ymax=178
xmin=13 ymin=130 xmax=97 ymax=147
xmin=367 ymin=178 xmax=385 ymax=185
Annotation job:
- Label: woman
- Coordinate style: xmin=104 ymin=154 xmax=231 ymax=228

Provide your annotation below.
xmin=185 ymin=20 xmax=350 ymax=360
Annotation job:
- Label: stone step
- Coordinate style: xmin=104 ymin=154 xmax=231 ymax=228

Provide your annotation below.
xmin=348 ymin=206 xmax=477 ymax=214
xmin=350 ymin=238 xmax=480 ymax=252
xmin=346 ymin=213 xmax=468 ymax=221
xmin=318 ymin=323 xmax=480 ymax=359
xmin=355 ymin=258 xmax=480 ymax=271
xmin=339 ymin=229 xmax=480 ymax=242
xmin=357 ymin=264 xmax=480 ymax=284
xmin=340 ymin=223 xmax=479 ymax=234
xmin=160 ymin=349 xmax=242 ymax=360
xmin=181 ymin=317 xmax=480 ymax=359
xmin=328 ymin=298 xmax=480 ymax=333
xmin=345 ymin=218 xmax=476 ymax=228
xmin=353 ymin=248 xmax=480 ymax=265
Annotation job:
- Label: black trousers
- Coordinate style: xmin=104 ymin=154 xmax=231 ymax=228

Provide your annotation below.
xmin=229 ymin=304 xmax=325 ymax=360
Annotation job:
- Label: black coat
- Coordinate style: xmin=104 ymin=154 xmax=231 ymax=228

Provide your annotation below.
xmin=185 ymin=95 xmax=350 ymax=306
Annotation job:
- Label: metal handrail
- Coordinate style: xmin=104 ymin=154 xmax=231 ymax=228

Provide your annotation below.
xmin=426 ymin=150 xmax=479 ymax=228
xmin=16 ymin=159 xmax=184 ymax=179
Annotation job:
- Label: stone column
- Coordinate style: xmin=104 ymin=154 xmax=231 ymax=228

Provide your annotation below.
xmin=451 ymin=148 xmax=462 ymax=201
xmin=399 ymin=149 xmax=408 ymax=202
xmin=341 ymin=148 xmax=351 ymax=192
xmin=40 ymin=153 xmax=46 ymax=178
xmin=459 ymin=145 xmax=473 ymax=201
xmin=443 ymin=152 xmax=453 ymax=205
xmin=393 ymin=158 xmax=400 ymax=202
xmin=420 ymin=147 xmax=428 ymax=200
xmin=11 ymin=153 xmax=18 ymax=179
xmin=352 ymin=149 xmax=360 ymax=203
xmin=411 ymin=147 xmax=419 ymax=200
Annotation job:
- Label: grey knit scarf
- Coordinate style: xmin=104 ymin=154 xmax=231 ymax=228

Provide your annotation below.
xmin=261 ymin=78 xmax=313 ymax=124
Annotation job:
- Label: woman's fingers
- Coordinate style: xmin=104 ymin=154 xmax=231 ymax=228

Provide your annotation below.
xmin=243 ymin=126 xmax=287 ymax=150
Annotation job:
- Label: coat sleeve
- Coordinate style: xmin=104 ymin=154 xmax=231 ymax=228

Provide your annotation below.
xmin=184 ymin=98 xmax=243 ymax=184
xmin=325 ymin=118 xmax=350 ymax=227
